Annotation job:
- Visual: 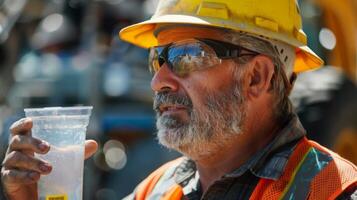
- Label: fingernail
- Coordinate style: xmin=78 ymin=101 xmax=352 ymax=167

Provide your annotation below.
xmin=38 ymin=141 xmax=49 ymax=151
xmin=22 ymin=118 xmax=31 ymax=126
xmin=40 ymin=163 xmax=52 ymax=172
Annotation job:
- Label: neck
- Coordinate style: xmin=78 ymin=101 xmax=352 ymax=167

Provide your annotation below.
xmin=194 ymin=114 xmax=280 ymax=193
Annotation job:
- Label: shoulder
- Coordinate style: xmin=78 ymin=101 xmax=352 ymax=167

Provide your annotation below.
xmin=144 ymin=157 xmax=186 ymax=181
xmin=306 ymin=140 xmax=357 ymax=199
xmin=308 ymin=139 xmax=357 ymax=175
xmin=252 ymin=138 xmax=356 ymax=200
xmin=130 ymin=157 xmax=186 ymax=199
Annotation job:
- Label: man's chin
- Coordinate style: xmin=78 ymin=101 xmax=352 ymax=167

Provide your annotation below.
xmin=156 ymin=128 xmax=204 ymax=159
xmin=157 ymin=128 xmax=182 ymax=148
xmin=156 ymin=125 xmax=245 ymax=160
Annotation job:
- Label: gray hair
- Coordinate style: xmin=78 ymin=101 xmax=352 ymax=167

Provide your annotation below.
xmin=222 ymin=30 xmax=294 ymax=122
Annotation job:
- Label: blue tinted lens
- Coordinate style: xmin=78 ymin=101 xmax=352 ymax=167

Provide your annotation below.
xmin=167 ymin=43 xmax=205 ymax=76
xmin=149 ymin=39 xmax=249 ymax=77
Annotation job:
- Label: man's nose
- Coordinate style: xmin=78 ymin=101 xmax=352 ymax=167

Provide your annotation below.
xmin=151 ymin=64 xmax=179 ymax=93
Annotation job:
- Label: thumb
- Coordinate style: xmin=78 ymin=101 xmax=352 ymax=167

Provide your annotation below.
xmin=84 ymin=140 xmax=98 ymax=159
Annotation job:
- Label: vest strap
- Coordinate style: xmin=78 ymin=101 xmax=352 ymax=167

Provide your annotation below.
xmin=280 ymin=147 xmax=332 ymax=199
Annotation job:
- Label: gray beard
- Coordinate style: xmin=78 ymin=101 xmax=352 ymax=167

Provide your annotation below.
xmin=154 ymin=81 xmax=245 ymax=160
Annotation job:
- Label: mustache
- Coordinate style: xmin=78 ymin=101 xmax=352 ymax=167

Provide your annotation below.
xmin=153 ymin=91 xmax=193 ymax=112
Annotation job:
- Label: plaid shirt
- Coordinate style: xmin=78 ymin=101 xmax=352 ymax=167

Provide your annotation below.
xmin=125 ymin=114 xmax=357 ymax=199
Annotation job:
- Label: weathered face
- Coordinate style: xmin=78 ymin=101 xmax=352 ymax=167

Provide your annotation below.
xmin=151 ymin=26 xmax=248 ymax=159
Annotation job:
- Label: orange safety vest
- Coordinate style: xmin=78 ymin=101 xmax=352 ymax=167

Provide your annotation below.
xmin=135 ymin=137 xmax=357 ymax=200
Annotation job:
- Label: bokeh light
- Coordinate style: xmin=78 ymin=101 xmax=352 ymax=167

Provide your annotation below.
xmin=42 ymin=13 xmax=64 ymax=33
xmin=103 ymin=140 xmax=127 ymax=170
xmin=319 ymin=28 xmax=337 ymax=50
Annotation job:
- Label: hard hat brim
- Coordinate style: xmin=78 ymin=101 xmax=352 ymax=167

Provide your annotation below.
xmin=119 ymin=14 xmax=324 ymax=73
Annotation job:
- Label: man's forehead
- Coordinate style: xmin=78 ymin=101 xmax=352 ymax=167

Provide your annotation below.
xmin=156 ymin=25 xmax=227 ymax=45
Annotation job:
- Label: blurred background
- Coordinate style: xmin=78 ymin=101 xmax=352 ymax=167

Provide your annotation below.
xmin=0 ymin=0 xmax=356 ymax=199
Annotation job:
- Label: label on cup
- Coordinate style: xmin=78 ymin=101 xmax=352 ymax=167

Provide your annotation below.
xmin=45 ymin=194 xmax=68 ymax=200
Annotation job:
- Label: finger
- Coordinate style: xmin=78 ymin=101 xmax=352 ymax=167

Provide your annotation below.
xmin=9 ymin=135 xmax=50 ymax=154
xmin=1 ymin=168 xmax=40 ymax=185
xmin=9 ymin=118 xmax=33 ymax=136
xmin=84 ymin=140 xmax=98 ymax=159
xmin=2 ymin=151 xmax=52 ymax=174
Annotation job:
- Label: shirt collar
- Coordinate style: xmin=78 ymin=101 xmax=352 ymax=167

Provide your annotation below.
xmin=226 ymin=114 xmax=306 ymax=180
xmin=250 ymin=114 xmax=306 ymax=180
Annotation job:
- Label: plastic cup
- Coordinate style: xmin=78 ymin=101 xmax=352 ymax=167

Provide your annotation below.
xmin=24 ymin=106 xmax=93 ymax=200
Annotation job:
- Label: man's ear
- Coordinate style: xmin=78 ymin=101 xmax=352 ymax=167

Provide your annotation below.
xmin=246 ymin=55 xmax=275 ymax=99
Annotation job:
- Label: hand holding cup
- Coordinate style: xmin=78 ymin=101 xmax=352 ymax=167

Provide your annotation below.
xmin=1 ymin=117 xmax=98 ymax=200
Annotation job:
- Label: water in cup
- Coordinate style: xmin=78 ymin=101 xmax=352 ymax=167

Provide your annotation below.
xmin=24 ymin=107 xmax=92 ymax=200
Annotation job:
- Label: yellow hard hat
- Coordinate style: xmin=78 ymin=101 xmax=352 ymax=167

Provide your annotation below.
xmin=119 ymin=0 xmax=324 ymax=73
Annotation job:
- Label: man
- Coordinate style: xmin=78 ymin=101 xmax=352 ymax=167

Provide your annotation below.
xmin=2 ymin=0 xmax=357 ymax=199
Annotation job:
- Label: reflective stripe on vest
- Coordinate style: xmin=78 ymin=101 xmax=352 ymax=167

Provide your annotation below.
xmin=280 ymin=147 xmax=332 ymax=199
xmin=136 ymin=137 xmax=357 ymax=200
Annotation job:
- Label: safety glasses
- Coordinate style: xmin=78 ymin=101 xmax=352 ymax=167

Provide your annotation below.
xmin=148 ymin=38 xmax=259 ymax=77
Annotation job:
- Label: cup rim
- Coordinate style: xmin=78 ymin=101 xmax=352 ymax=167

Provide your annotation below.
xmin=24 ymin=106 xmax=93 ymax=117
xmin=24 ymin=106 xmax=93 ymax=112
